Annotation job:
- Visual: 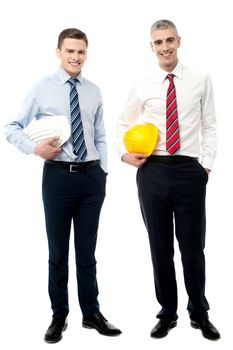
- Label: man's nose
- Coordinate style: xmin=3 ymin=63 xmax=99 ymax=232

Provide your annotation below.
xmin=72 ymin=52 xmax=80 ymax=60
xmin=161 ymin=42 xmax=169 ymax=51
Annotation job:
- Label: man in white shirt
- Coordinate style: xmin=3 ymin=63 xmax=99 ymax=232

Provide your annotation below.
xmin=118 ymin=19 xmax=220 ymax=340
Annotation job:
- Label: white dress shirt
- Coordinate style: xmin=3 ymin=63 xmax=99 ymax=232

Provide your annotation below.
xmin=118 ymin=62 xmax=217 ymax=170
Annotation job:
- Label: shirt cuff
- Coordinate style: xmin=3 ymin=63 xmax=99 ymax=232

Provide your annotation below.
xmin=200 ymin=156 xmax=214 ymax=171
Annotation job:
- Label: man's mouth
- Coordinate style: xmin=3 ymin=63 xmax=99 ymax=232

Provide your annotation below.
xmin=69 ymin=62 xmax=81 ymax=66
xmin=161 ymin=51 xmax=172 ymax=57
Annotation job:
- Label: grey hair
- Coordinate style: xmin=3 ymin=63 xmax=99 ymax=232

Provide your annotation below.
xmin=150 ymin=19 xmax=178 ymax=34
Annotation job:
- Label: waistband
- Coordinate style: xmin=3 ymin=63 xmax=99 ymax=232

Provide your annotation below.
xmin=148 ymin=155 xmax=198 ymax=163
xmin=45 ymin=160 xmax=100 ymax=172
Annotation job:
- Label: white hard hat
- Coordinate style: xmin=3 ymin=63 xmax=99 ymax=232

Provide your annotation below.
xmin=24 ymin=115 xmax=71 ymax=146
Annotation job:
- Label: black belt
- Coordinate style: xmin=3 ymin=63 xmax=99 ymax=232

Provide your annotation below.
xmin=148 ymin=155 xmax=198 ymax=163
xmin=46 ymin=160 xmax=100 ymax=172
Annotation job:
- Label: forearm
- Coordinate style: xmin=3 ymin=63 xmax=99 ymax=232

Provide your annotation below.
xmin=4 ymin=122 xmax=36 ymax=154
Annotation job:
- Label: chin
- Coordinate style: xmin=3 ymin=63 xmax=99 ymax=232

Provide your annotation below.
xmin=163 ymin=61 xmax=174 ymax=68
xmin=69 ymin=69 xmax=81 ymax=76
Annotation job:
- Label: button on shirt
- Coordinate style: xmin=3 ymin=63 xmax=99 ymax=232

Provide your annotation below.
xmin=4 ymin=67 xmax=107 ymax=172
xmin=118 ymin=62 xmax=217 ymax=170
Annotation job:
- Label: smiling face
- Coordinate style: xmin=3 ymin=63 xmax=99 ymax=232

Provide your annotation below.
xmin=150 ymin=27 xmax=181 ymax=72
xmin=56 ymin=38 xmax=87 ymax=77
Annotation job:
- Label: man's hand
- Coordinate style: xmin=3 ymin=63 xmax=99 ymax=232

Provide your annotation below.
xmin=35 ymin=136 xmax=62 ymax=160
xmin=121 ymin=153 xmax=148 ymax=168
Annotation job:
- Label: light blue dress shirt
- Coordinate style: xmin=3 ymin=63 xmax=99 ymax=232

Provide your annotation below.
xmin=4 ymin=67 xmax=107 ymax=172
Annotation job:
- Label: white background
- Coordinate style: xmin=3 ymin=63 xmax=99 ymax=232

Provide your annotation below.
xmin=0 ymin=0 xmax=232 ymax=349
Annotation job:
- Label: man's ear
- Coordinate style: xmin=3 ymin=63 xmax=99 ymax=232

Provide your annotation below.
xmin=150 ymin=42 xmax=154 ymax=52
xmin=177 ymin=36 xmax=181 ymax=48
xmin=56 ymin=48 xmax=61 ymax=58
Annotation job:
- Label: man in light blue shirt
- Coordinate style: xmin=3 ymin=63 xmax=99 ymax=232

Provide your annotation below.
xmin=4 ymin=28 xmax=121 ymax=343
xmin=4 ymin=50 xmax=107 ymax=172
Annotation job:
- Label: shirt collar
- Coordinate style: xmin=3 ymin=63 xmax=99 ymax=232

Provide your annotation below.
xmin=56 ymin=66 xmax=84 ymax=85
xmin=171 ymin=62 xmax=183 ymax=80
xmin=155 ymin=61 xmax=183 ymax=83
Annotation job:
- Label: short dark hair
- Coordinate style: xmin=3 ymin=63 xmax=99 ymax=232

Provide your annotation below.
xmin=57 ymin=28 xmax=88 ymax=49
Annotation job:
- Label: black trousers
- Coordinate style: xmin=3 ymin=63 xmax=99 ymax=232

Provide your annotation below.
xmin=136 ymin=156 xmax=210 ymax=321
xmin=42 ymin=162 xmax=106 ymax=317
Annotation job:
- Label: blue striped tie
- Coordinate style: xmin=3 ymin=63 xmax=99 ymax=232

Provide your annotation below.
xmin=68 ymin=78 xmax=87 ymax=160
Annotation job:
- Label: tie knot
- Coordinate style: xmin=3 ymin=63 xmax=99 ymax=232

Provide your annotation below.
xmin=68 ymin=77 xmax=78 ymax=86
xmin=166 ymin=74 xmax=174 ymax=82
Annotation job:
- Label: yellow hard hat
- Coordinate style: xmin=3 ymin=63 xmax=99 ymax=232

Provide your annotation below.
xmin=123 ymin=123 xmax=159 ymax=156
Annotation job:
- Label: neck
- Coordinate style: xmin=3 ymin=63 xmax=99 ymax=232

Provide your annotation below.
xmin=159 ymin=61 xmax=178 ymax=73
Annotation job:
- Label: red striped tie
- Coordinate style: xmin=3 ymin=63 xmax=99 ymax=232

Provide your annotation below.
xmin=166 ymin=74 xmax=180 ymax=155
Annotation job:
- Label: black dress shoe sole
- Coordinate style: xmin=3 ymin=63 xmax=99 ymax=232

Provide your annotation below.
xmin=151 ymin=321 xmax=177 ymax=338
xmin=44 ymin=323 xmax=68 ymax=344
xmin=190 ymin=321 xmax=220 ymax=341
xmin=82 ymin=322 xmax=121 ymax=336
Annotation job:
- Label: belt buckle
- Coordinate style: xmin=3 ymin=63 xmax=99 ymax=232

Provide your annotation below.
xmin=70 ymin=164 xmax=80 ymax=173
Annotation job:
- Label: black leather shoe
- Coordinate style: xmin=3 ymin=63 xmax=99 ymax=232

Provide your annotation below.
xmin=150 ymin=319 xmax=177 ymax=338
xmin=191 ymin=318 xmax=220 ymax=340
xmin=44 ymin=316 xmax=68 ymax=343
xmin=82 ymin=312 xmax=122 ymax=336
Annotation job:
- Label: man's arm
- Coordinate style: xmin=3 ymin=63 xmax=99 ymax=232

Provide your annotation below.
xmin=4 ymin=87 xmax=61 ymax=159
xmin=200 ymin=73 xmax=217 ymax=171
xmin=4 ymin=88 xmax=40 ymax=154
xmin=117 ymin=81 xmax=146 ymax=165
xmin=94 ymin=101 xmax=108 ymax=173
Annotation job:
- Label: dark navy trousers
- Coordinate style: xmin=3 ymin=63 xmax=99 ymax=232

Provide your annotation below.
xmin=42 ymin=162 xmax=106 ymax=317
xmin=136 ymin=156 xmax=210 ymax=321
